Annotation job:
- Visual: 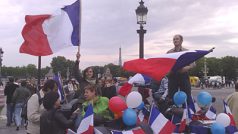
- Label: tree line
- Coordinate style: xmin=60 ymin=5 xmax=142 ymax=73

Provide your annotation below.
xmin=1 ymin=56 xmax=238 ymax=81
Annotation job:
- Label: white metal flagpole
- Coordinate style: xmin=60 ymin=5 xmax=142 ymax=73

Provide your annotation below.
xmin=78 ymin=0 xmax=81 ymax=53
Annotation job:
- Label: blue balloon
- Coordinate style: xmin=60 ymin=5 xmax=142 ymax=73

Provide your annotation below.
xmin=122 ymin=108 xmax=137 ymax=126
xmin=197 ymin=91 xmax=212 ymax=106
xmin=173 ymin=91 xmax=187 ymax=106
xmin=211 ymin=123 xmax=225 ymax=134
xmin=136 ymin=102 xmax=144 ymax=110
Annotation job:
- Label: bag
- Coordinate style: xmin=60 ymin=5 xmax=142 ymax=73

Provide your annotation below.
xmin=21 ymin=92 xmax=43 ymax=120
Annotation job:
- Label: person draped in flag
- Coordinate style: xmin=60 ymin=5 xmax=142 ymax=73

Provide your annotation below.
xmin=167 ymin=34 xmax=195 ymax=104
xmin=73 ymin=52 xmax=101 ymax=102
xmin=75 ymin=84 xmax=113 ymax=128
xmin=40 ymin=91 xmax=79 ymax=134
xmin=225 ymin=81 xmax=238 ymax=128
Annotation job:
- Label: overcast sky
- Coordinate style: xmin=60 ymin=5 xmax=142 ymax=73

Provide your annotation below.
xmin=0 ymin=0 xmax=238 ymax=69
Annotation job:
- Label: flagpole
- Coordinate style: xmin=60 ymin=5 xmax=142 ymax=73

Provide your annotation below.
xmin=78 ymin=0 xmax=81 ymax=53
xmin=37 ymin=56 xmax=41 ymax=91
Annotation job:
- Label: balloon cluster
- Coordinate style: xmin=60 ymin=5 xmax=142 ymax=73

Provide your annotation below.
xmin=210 ymin=113 xmax=230 ymax=134
xmin=109 ymin=91 xmax=143 ymax=126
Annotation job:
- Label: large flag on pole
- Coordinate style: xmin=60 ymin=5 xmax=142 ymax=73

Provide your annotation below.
xmin=123 ymin=50 xmax=212 ymax=82
xmin=20 ymin=0 xmax=80 ymax=56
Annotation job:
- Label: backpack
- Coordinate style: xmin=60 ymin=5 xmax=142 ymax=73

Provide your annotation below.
xmin=21 ymin=92 xmax=43 ymax=120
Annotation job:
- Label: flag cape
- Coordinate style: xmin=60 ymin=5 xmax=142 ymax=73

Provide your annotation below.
xmin=123 ymin=50 xmax=211 ymax=81
xmin=20 ymin=0 xmax=80 ymax=56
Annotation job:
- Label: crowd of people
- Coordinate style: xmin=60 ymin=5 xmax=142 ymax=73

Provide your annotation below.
xmin=1 ymin=52 xmax=120 ymax=133
xmin=1 ymin=34 xmax=238 ymax=134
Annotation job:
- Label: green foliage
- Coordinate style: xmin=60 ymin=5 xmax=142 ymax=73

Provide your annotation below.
xmin=190 ymin=56 xmax=238 ymax=80
xmin=50 ymin=56 xmax=75 ymax=78
xmin=1 ymin=56 xmax=237 ymax=81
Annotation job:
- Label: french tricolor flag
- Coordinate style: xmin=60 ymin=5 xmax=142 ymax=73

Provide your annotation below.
xmin=178 ymin=105 xmax=190 ymax=133
xmin=20 ymin=0 xmax=80 ymax=56
xmin=77 ymin=104 xmax=94 ymax=134
xmin=53 ymin=72 xmax=64 ymax=101
xmin=123 ymin=50 xmax=212 ymax=82
xmin=223 ymin=101 xmax=238 ymax=133
xmin=188 ymin=96 xmax=201 ymax=115
xmin=111 ymin=127 xmax=145 ymax=134
xmin=205 ymin=106 xmax=216 ymax=120
xmin=119 ymin=73 xmax=151 ymax=96
xmin=148 ymin=105 xmax=176 ymax=134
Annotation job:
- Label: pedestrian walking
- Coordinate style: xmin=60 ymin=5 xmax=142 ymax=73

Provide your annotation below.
xmin=4 ymin=77 xmax=19 ymax=126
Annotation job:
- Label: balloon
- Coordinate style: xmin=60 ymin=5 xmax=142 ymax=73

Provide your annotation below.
xmin=173 ymin=91 xmax=187 ymax=106
xmin=136 ymin=102 xmax=144 ymax=110
xmin=216 ymin=113 xmax=230 ymax=127
xmin=109 ymin=96 xmax=127 ymax=113
xmin=210 ymin=123 xmax=225 ymax=134
xmin=126 ymin=91 xmax=142 ymax=108
xmin=197 ymin=91 xmax=212 ymax=106
xmin=122 ymin=108 xmax=137 ymax=126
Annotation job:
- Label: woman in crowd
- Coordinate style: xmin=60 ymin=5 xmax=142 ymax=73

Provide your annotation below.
xmin=27 ymin=79 xmax=58 ymax=134
xmin=73 ymin=52 xmax=100 ymax=100
xmin=101 ymin=77 xmax=117 ymax=99
xmin=40 ymin=91 xmax=78 ymax=134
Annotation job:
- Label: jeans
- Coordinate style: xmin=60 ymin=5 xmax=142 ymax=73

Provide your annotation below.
xmin=6 ymin=103 xmax=14 ymax=125
xmin=14 ymin=102 xmax=24 ymax=127
xmin=168 ymin=72 xmax=191 ymax=104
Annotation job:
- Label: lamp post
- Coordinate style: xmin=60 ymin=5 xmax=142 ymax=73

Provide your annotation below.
xmin=203 ymin=58 xmax=209 ymax=79
xmin=135 ymin=0 xmax=148 ymax=58
xmin=0 ymin=48 xmax=3 ymax=83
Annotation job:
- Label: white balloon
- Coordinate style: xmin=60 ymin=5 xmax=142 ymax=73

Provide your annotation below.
xmin=216 ymin=113 xmax=230 ymax=127
xmin=126 ymin=91 xmax=142 ymax=108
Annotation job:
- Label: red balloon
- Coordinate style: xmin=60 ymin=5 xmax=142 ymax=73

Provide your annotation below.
xmin=109 ymin=96 xmax=127 ymax=113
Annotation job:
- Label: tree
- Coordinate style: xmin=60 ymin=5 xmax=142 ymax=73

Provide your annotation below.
xmin=206 ymin=57 xmax=222 ymax=76
xmin=50 ymin=56 xmax=75 ymax=78
xmin=26 ymin=64 xmax=37 ymax=78
xmin=221 ymin=56 xmax=237 ymax=80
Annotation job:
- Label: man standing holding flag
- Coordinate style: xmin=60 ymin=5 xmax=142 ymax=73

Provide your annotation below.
xmin=167 ymin=34 xmax=195 ymax=103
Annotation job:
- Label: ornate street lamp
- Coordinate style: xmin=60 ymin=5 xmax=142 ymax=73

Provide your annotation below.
xmin=0 ymin=48 xmax=4 ymax=83
xmin=135 ymin=0 xmax=148 ymax=58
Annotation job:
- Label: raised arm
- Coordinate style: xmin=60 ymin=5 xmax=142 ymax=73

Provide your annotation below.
xmin=73 ymin=52 xmax=83 ymax=83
